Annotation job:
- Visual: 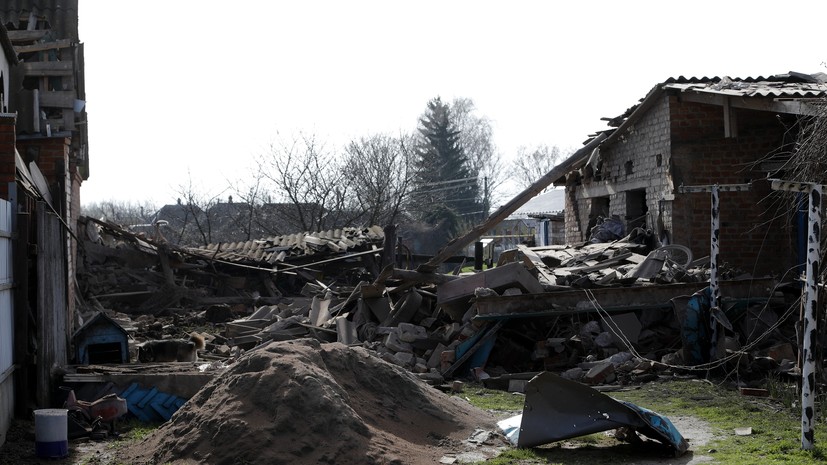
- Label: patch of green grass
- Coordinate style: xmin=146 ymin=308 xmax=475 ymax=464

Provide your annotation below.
xmin=476 ymin=447 xmax=550 ymax=464
xmin=461 ymin=387 xmax=526 ymax=412
xmin=612 ymin=379 xmax=827 ymax=464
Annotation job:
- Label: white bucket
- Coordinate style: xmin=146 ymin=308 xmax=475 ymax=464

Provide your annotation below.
xmin=34 ymin=408 xmax=68 ymax=458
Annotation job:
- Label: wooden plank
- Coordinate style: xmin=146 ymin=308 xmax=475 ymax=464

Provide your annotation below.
xmin=14 ymin=39 xmax=73 ymax=54
xmin=6 ymin=30 xmax=49 ymax=42
xmin=21 ymin=61 xmax=73 ymax=76
xmin=37 ymin=205 xmax=68 ymax=407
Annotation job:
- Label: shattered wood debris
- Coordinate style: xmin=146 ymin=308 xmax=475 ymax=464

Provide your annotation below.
xmin=75 ymin=216 xmax=801 ymax=390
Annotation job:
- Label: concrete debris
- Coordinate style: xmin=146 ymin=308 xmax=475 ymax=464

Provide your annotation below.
xmin=71 ymin=215 xmax=803 ymax=401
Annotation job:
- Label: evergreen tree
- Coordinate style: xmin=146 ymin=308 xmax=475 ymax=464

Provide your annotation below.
xmin=413 ymin=97 xmax=480 ymax=236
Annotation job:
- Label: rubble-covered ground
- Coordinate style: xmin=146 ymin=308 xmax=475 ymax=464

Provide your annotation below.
xmin=3 ymin=217 xmax=802 ymax=463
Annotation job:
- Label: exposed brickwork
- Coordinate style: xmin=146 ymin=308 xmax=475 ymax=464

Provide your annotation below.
xmin=0 ymin=115 xmax=15 ymax=199
xmin=565 ymin=93 xmax=796 ymax=275
xmin=566 ymin=95 xmax=672 ymax=242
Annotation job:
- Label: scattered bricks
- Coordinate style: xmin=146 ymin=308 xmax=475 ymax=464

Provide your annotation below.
xmin=451 ymin=380 xmax=464 ymax=393
xmin=397 ymin=322 xmax=427 ymax=343
xmin=417 ymin=369 xmax=444 ymax=384
xmin=384 ymin=331 xmax=413 ymax=353
xmin=583 ymin=361 xmax=615 ymax=385
xmin=739 ymin=387 xmax=769 ymax=397
xmin=427 ymin=343 xmax=447 ymax=369
xmin=414 ymin=362 xmax=429 ymax=373
xmin=440 ymin=350 xmax=456 ymax=372
xmin=508 ymin=379 xmax=529 ymax=393
xmin=763 ymin=343 xmax=795 ymax=363
xmin=215 ymin=344 xmax=231 ymax=356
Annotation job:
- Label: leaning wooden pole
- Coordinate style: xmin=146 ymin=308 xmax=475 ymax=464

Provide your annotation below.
xmin=418 ymin=132 xmax=608 ymax=272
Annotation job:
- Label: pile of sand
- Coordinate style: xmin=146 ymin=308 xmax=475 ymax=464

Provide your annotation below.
xmin=118 ymin=339 xmax=500 ymax=465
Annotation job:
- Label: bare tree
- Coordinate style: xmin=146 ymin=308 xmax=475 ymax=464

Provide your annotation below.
xmin=81 ymin=199 xmax=156 ymax=226
xmin=225 ymin=169 xmax=269 ymax=241
xmin=258 ymin=133 xmax=354 ymax=233
xmin=508 ymin=144 xmax=571 ymax=191
xmin=344 ymin=133 xmax=415 ymax=227
xmin=168 ymin=172 xmax=227 ymax=246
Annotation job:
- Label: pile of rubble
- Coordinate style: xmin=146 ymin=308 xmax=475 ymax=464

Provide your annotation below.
xmin=74 ymin=216 xmax=800 ymax=390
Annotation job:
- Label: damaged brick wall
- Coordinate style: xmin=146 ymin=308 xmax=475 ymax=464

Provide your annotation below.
xmin=669 ymin=98 xmax=796 ymax=275
xmin=564 ymin=94 xmax=797 ymax=276
xmin=565 ymin=95 xmax=673 ymax=242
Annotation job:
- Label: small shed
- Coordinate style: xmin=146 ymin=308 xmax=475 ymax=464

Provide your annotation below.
xmin=72 ymin=312 xmax=129 ymax=364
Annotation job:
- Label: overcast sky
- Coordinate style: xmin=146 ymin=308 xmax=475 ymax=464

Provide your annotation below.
xmin=77 ymin=1 xmax=827 ymax=207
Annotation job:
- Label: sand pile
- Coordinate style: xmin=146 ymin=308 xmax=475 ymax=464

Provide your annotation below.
xmin=118 ymin=339 xmax=500 ymax=465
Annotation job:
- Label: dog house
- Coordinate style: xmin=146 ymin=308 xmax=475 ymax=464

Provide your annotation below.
xmin=72 ymin=312 xmax=130 ymax=364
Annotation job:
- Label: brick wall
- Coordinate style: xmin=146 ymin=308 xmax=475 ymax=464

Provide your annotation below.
xmin=0 ymin=115 xmax=16 ymax=200
xmin=16 ymin=136 xmax=77 ymax=322
xmin=565 ymin=95 xmax=672 ymax=242
xmin=565 ymin=94 xmax=796 ymax=275
xmin=669 ymin=98 xmax=794 ymax=275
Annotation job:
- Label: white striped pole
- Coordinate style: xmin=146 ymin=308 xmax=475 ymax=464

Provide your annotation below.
xmin=770 ymin=179 xmax=822 ymax=450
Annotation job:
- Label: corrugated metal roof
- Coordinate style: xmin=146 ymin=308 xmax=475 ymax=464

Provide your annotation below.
xmin=185 ymin=226 xmax=385 ymax=265
xmin=665 ymin=76 xmax=827 ymax=99
xmin=509 ymin=189 xmax=566 ymax=219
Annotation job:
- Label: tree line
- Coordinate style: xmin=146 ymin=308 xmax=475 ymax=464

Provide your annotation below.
xmin=83 ymin=97 xmax=571 ymax=248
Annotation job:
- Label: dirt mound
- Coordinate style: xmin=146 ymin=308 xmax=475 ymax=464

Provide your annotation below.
xmin=117 ymin=339 xmax=499 ymax=465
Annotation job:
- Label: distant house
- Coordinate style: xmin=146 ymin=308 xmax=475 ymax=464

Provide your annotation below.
xmin=553 ymin=72 xmax=827 ymax=275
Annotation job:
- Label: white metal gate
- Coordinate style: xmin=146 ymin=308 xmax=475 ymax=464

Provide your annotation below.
xmin=0 ymin=199 xmax=14 ymax=446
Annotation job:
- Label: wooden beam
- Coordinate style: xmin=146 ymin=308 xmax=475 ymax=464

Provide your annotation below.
xmin=14 ymin=39 xmax=73 ymax=54
xmin=6 ymin=30 xmax=49 ymax=42
xmin=680 ymin=91 xmax=823 ymax=116
xmin=21 ymin=61 xmax=73 ymax=76
xmin=38 ymin=91 xmax=76 ymax=109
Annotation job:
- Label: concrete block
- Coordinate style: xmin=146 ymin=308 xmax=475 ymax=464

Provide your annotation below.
xmin=384 ymin=331 xmax=412 ymax=353
xmin=427 ymin=343 xmax=447 ymax=369
xmin=394 ymin=351 xmax=415 ymax=366
xmin=397 ymin=322 xmax=427 ymax=343
xmin=583 ymin=361 xmax=615 ymax=385
xmin=508 ymin=379 xmax=529 ymax=393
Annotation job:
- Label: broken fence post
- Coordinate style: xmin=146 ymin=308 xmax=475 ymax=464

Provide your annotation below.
xmin=770 ymin=179 xmax=823 ymax=450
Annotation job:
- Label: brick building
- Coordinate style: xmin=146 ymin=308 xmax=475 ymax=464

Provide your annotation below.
xmin=553 ymin=73 xmax=827 ymax=276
